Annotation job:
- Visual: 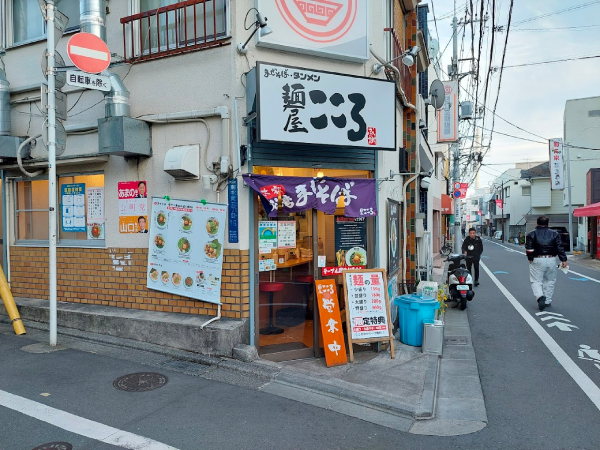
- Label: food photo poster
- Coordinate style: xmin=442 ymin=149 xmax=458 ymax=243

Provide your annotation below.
xmin=146 ymin=197 xmax=228 ymax=304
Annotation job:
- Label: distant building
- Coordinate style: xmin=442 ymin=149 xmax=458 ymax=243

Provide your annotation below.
xmin=563 ymin=96 xmax=600 ymax=249
xmin=521 ymin=162 xmax=570 ymax=234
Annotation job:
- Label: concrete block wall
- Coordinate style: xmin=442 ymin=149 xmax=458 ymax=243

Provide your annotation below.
xmin=9 ymin=247 xmax=250 ymax=319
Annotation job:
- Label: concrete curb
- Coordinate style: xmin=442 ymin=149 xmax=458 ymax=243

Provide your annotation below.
xmin=416 ymin=354 xmax=440 ymax=419
xmin=0 ymin=316 xmax=279 ymax=380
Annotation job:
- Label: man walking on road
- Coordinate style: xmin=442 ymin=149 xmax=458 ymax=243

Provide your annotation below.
xmin=462 ymin=227 xmax=483 ymax=286
xmin=525 ymin=216 xmax=568 ymax=311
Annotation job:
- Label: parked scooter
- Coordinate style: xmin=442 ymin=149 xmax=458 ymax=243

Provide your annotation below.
xmin=446 ymin=254 xmax=475 ymax=310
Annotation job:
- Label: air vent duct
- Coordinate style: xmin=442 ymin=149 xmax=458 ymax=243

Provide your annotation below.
xmin=164 ymin=145 xmax=200 ymax=180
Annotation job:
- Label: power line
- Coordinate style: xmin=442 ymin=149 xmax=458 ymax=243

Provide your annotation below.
xmin=503 ymin=54 xmax=600 ymax=68
xmin=512 ymin=0 xmax=600 ymax=27
xmin=512 ymin=24 xmax=600 ymax=32
xmin=430 ymin=0 xmax=441 ymax=49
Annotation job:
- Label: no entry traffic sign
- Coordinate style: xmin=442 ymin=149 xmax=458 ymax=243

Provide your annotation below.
xmin=67 ymin=32 xmax=110 ymax=74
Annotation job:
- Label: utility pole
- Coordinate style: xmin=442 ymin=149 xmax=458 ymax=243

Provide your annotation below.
xmin=452 ymin=0 xmax=462 ymax=254
xmin=47 ymin=1 xmax=58 ymax=346
xmin=566 ymin=144 xmax=574 ymax=253
xmin=501 ymin=180 xmax=505 ymax=243
xmin=450 ymin=4 xmax=488 ymax=253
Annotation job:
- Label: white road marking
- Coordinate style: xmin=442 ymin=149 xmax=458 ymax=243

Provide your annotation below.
xmin=546 ymin=322 xmax=579 ymax=331
xmin=481 ymin=263 xmax=600 ymax=411
xmin=69 ymin=45 xmax=109 ymax=60
xmin=0 ymin=390 xmax=179 ymax=450
xmin=485 ymin=239 xmax=600 ymax=284
xmin=540 ymin=316 xmax=571 ymax=322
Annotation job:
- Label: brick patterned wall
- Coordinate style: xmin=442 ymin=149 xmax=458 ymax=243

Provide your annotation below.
xmin=9 ymin=247 xmax=250 ymax=319
xmin=404 ymin=9 xmax=418 ymax=286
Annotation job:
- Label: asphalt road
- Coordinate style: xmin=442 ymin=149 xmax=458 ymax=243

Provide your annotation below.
xmin=1 ymin=240 xmax=599 ymax=450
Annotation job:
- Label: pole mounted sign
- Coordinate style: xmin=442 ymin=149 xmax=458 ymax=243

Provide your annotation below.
xmin=67 ymin=32 xmax=111 ymax=74
xmin=437 ymin=81 xmax=458 ymax=142
xmin=549 ymin=138 xmax=565 ymax=190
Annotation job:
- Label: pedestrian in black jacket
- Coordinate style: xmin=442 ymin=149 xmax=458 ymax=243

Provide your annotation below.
xmin=525 ymin=216 xmax=568 ymax=311
xmin=462 ymin=228 xmax=483 ymax=286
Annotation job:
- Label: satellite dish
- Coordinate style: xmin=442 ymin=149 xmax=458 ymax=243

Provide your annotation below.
xmin=429 ymin=79 xmax=446 ymax=110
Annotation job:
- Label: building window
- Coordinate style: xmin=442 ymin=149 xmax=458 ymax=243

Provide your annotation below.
xmin=522 ymin=186 xmax=531 ymax=196
xmin=123 ymin=0 xmax=229 ymax=61
xmin=505 ymin=187 xmax=510 ymax=198
xmin=15 ymin=174 xmax=104 ymax=245
xmin=7 ymin=0 xmax=80 ymax=47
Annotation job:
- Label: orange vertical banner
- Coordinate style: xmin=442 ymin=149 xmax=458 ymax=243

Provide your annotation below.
xmin=315 ymin=280 xmax=348 ymax=367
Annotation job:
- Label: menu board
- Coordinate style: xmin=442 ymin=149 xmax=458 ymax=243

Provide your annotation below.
xmin=342 ymin=269 xmax=395 ymax=362
xmin=277 ymin=221 xmax=296 ymax=248
xmin=146 ymin=197 xmax=227 ymax=304
xmin=334 ymin=216 xmax=367 ymax=267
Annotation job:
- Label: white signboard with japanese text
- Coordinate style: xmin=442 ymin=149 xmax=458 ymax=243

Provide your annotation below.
xmin=257 ymin=62 xmax=396 ymax=150
xmin=257 ymin=0 xmax=369 ymax=62
xmin=146 ymin=198 xmax=227 ymax=304
xmin=437 ymin=81 xmax=458 ymax=142
xmin=343 ymin=269 xmax=395 ymax=362
xmin=277 ymin=221 xmax=297 ymax=248
xmin=66 ymin=70 xmax=111 ymax=91
xmin=86 ymin=187 xmax=105 ymax=240
xmin=549 ymin=138 xmax=565 ymax=190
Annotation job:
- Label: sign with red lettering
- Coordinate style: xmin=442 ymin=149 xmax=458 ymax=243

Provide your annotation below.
xmin=315 ymin=280 xmax=347 ymax=367
xmin=342 ymin=269 xmax=395 ymax=362
xmin=322 ymin=265 xmax=365 ymax=276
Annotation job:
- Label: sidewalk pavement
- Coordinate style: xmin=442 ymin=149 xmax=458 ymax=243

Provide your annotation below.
xmin=0 ymin=268 xmax=487 ymax=436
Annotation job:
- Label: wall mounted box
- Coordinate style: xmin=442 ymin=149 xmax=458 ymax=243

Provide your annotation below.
xmin=98 ymin=116 xmax=151 ymax=157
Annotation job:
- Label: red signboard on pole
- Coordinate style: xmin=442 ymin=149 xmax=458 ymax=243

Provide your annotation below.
xmin=67 ymin=33 xmax=111 ymax=74
xmin=496 ymin=199 xmax=503 ymax=209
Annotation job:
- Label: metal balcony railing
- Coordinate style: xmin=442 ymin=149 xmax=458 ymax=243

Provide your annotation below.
xmin=120 ymin=0 xmax=230 ymax=63
xmin=383 ymin=27 xmax=413 ymax=104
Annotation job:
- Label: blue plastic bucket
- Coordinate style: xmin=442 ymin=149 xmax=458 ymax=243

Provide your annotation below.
xmin=394 ymin=293 xmax=439 ymax=346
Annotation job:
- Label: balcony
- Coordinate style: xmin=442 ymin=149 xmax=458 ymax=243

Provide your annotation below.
xmin=120 ymin=0 xmax=230 ymax=63
xmin=383 ymin=28 xmax=413 ymax=105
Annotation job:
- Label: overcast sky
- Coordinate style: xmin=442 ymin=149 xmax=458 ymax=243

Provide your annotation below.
xmin=430 ymin=0 xmax=600 ymax=189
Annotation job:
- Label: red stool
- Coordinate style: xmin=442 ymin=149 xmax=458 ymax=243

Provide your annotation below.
xmin=260 ymin=282 xmax=284 ymax=335
xmin=296 ymin=275 xmax=314 ymax=319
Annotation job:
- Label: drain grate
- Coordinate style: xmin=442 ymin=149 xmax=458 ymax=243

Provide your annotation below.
xmin=32 ymin=443 xmax=73 ymax=450
xmin=445 ymin=336 xmax=468 ymax=346
xmin=113 ymin=372 xmax=168 ymax=392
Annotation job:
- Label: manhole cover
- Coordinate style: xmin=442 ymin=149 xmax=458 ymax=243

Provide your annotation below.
xmin=32 ymin=443 xmax=73 ymax=450
xmin=113 ymin=372 xmax=168 ymax=392
xmin=445 ymin=336 xmax=468 ymax=346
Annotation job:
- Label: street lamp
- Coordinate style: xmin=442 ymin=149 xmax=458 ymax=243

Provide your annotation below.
xmin=237 ymin=8 xmax=273 ymax=54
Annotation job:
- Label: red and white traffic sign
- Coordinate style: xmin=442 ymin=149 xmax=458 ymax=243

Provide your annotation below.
xmin=67 ymin=32 xmax=110 ymax=74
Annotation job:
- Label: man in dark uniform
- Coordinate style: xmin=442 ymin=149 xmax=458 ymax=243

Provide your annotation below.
xmin=462 ymin=227 xmax=483 ymax=286
xmin=526 ymin=216 xmax=568 ymax=311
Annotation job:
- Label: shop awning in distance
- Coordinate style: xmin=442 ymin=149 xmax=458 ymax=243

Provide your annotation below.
xmin=574 ymin=202 xmax=600 ymax=217
xmin=242 ymin=174 xmax=377 ymax=218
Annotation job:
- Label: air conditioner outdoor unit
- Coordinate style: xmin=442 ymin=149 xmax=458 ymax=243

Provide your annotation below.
xmin=164 ymin=145 xmax=200 ymax=180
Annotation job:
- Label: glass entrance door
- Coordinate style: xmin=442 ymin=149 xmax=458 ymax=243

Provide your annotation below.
xmin=254 ymin=167 xmax=373 ymax=361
